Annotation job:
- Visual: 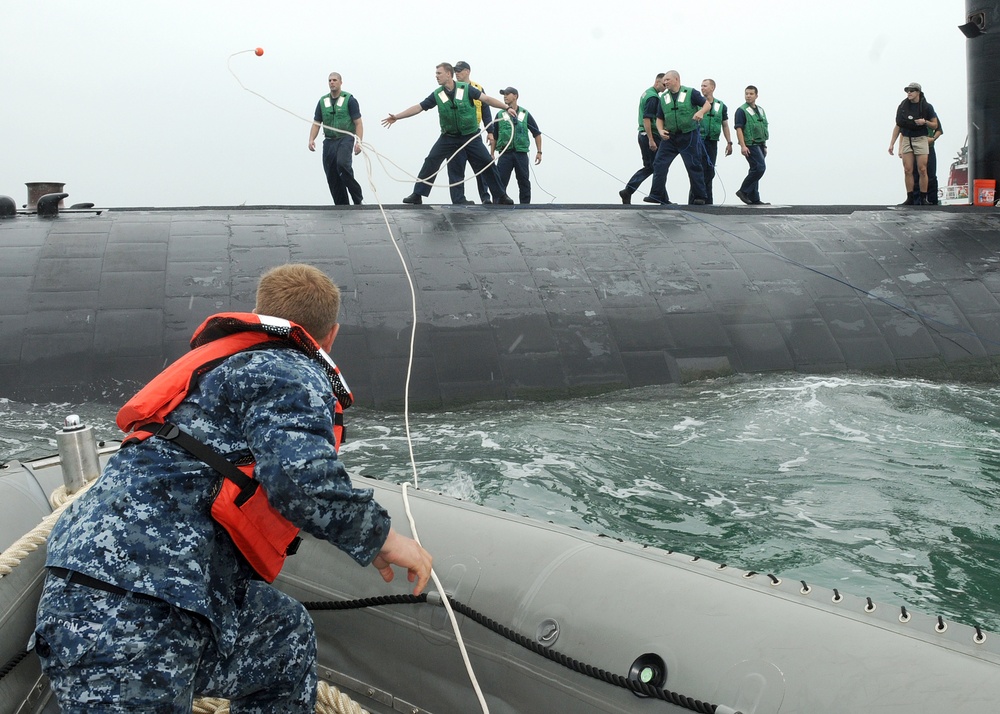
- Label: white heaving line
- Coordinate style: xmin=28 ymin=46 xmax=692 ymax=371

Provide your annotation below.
xmin=0 ymin=482 xmax=372 ymax=714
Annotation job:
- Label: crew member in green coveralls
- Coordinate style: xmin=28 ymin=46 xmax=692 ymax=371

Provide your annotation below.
xmin=492 ymin=87 xmax=543 ymax=204
xmin=734 ymin=85 xmax=769 ymax=206
xmin=382 ymin=63 xmax=514 ymax=205
xmin=619 ymin=72 xmax=666 ymax=204
xmin=694 ymin=79 xmax=733 ymax=205
xmin=309 ymin=73 xmax=364 ymax=205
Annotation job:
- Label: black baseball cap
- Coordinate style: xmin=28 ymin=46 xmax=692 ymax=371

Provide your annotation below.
xmin=499 ymin=86 xmax=518 ymax=96
xmin=454 ymin=61 xmax=471 ymax=72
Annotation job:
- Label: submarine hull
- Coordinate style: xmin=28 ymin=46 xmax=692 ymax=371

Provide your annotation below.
xmin=2 ymin=205 xmax=999 ymax=409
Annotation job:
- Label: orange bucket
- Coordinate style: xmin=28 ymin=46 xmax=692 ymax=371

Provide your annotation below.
xmin=973 ymin=179 xmax=996 ymax=206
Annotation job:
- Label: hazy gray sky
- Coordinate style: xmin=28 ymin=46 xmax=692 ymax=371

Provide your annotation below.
xmin=2 ymin=1 xmax=968 ymax=208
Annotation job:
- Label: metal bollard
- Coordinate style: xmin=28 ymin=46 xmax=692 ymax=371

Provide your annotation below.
xmin=55 ymin=415 xmax=101 ymax=494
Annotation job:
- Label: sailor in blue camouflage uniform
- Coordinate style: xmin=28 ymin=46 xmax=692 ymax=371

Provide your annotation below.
xmin=33 ymin=264 xmax=433 ymax=713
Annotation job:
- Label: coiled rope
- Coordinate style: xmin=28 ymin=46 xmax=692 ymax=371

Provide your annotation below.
xmin=192 ymin=682 xmax=369 ymax=714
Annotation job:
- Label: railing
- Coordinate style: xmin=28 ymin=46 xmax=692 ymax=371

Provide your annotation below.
xmin=940 ymin=183 xmax=969 ymax=205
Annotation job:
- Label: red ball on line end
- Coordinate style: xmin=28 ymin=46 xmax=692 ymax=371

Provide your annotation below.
xmin=254 ymin=47 xmax=264 ymax=56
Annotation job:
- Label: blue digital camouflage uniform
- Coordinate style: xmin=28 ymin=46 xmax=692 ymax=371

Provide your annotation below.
xmin=34 ymin=346 xmax=391 ymax=712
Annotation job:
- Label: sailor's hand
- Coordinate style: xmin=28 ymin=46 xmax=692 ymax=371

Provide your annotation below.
xmin=371 ymin=528 xmax=433 ymax=595
xmin=382 ymin=114 xmax=397 ymax=128
xmin=659 ymin=130 xmax=670 ymax=140
xmin=308 ymin=140 xmax=316 ymax=152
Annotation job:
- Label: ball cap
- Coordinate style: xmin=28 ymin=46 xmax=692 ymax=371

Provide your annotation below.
xmin=904 ymin=82 xmax=922 ymax=92
xmin=499 ymin=86 xmax=519 ymax=96
xmin=454 ymin=60 xmax=471 ymax=72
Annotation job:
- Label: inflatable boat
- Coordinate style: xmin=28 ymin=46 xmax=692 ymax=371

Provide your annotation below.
xmin=3 ymin=419 xmax=1000 ymax=714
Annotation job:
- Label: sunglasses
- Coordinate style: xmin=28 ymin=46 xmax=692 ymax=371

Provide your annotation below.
xmin=905 ymin=88 xmax=919 ymax=93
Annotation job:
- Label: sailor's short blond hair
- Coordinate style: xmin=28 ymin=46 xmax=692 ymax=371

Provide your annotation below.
xmin=255 ymin=264 xmax=340 ymax=340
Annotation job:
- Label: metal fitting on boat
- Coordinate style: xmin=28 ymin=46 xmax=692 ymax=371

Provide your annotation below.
xmin=55 ymin=414 xmax=101 ymax=494
xmin=37 ymin=192 xmax=69 ymax=218
xmin=0 ymin=195 xmax=16 ymax=218
xmin=536 ymin=618 xmax=560 ymax=646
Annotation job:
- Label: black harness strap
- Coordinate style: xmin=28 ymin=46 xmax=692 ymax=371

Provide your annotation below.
xmin=142 ymin=422 xmax=258 ymax=504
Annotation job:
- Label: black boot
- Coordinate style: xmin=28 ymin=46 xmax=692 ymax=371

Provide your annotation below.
xmin=899 ymin=192 xmax=915 ymax=206
xmin=913 ymin=192 xmax=925 ymax=206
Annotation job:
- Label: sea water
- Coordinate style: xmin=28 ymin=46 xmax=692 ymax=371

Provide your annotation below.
xmin=3 ymin=374 xmax=999 ymax=631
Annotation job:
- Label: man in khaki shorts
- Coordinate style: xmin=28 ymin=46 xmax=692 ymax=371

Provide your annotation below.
xmin=888 ymin=82 xmax=938 ymax=205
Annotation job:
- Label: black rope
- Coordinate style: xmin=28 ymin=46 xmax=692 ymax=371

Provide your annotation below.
xmin=305 ymin=594 xmax=735 ymax=714
xmin=0 ymin=649 xmax=29 ymax=682
xmin=302 ymin=593 xmax=426 ymax=610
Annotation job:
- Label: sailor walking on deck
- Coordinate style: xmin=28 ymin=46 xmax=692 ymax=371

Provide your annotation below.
xmin=735 ymin=85 xmax=769 ymax=206
xmin=645 ymin=70 xmax=710 ymax=206
xmin=694 ymin=79 xmax=733 ymax=205
xmin=620 ymin=73 xmax=666 ymax=204
xmin=309 ymin=72 xmax=365 ymax=206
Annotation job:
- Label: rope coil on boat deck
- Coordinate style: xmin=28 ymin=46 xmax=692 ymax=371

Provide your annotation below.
xmin=192 ymin=682 xmax=370 ymax=714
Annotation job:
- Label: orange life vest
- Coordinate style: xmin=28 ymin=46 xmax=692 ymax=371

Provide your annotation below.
xmin=116 ymin=312 xmax=353 ymax=582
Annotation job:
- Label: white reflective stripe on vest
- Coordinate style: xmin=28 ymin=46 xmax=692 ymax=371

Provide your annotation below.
xmin=258 ymin=315 xmax=291 ymax=329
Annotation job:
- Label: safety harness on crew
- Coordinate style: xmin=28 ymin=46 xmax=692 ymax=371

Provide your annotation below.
xmin=116 ymin=312 xmax=353 ymax=583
